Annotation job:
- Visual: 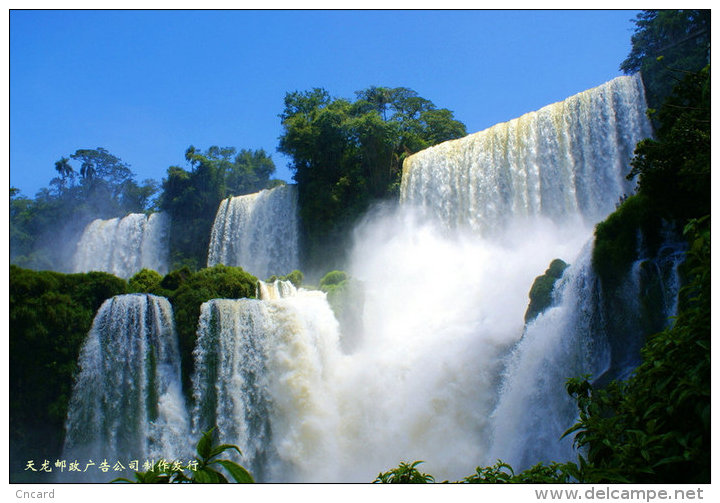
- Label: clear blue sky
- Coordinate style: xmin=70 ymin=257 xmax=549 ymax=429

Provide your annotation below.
xmin=10 ymin=9 xmax=640 ymax=197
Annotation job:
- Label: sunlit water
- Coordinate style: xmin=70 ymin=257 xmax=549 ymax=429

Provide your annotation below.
xmin=207 ymin=184 xmax=300 ymax=279
xmin=63 ymin=75 xmax=672 ymax=482
xmin=73 ymin=212 xmax=169 ymax=279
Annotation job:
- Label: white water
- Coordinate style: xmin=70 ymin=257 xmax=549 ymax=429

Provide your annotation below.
xmin=63 ymin=75 xmax=659 ymax=482
xmin=73 ymin=212 xmax=169 ymax=279
xmin=192 ymin=213 xmax=596 ymax=482
xmin=487 ymin=244 xmax=609 ymax=469
xmin=401 ymin=75 xmax=653 ymax=234
xmin=62 ymin=294 xmax=190 ymax=482
xmin=207 ymin=184 xmax=300 ymax=279
xmin=191 ymin=281 xmax=343 ymax=482
xmin=187 ymin=75 xmax=655 ymax=482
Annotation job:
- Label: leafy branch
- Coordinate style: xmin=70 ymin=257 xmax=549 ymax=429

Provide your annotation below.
xmin=112 ymin=428 xmax=254 ymax=483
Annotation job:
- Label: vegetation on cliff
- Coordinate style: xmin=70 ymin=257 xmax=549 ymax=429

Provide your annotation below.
xmin=278 ymin=86 xmax=466 ymax=271
xmin=9 ymin=266 xmax=129 ymax=480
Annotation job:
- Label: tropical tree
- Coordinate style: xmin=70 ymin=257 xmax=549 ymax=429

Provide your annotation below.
xmin=620 ymin=10 xmax=710 ymax=111
xmin=159 ymin=145 xmax=279 ymax=269
xmin=278 ymin=86 xmax=466 ymax=271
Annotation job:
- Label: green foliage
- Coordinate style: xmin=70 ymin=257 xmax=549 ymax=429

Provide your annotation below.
xmin=160 ymin=265 xmax=193 ymax=291
xmin=267 ymin=269 xmax=304 ymax=288
xmin=128 ymin=268 xmax=164 ymax=293
xmin=11 ymin=148 xmax=159 ymax=271
xmin=375 ymin=459 xmax=579 ymax=484
xmin=279 ymin=86 xmax=466 ymax=270
xmin=592 ymin=193 xmax=662 ymax=287
xmin=160 ymin=145 xmax=278 ymax=270
xmin=319 ymin=269 xmax=348 ymax=288
xmin=9 ymin=266 xmax=128 ymax=479
xmin=627 ymin=66 xmax=710 ymax=222
xmin=621 ymin=10 xmax=709 ymax=111
xmin=461 ymin=460 xmax=578 ymax=484
xmin=374 ymin=461 xmax=435 ymax=483
xmin=578 ymin=63 xmax=711 ymax=484
xmin=524 ymin=258 xmax=568 ymax=323
xmin=565 ymin=216 xmax=710 ymax=484
xmin=114 ymin=428 xmax=254 ymax=483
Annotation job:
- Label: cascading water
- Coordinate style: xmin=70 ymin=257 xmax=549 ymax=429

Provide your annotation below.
xmin=57 ymin=74 xmax=662 ymax=483
xmin=401 ymin=75 xmax=653 ymax=234
xmin=487 ymin=229 xmax=685 ymax=471
xmin=206 ymin=184 xmax=300 ymax=279
xmin=487 ymin=244 xmax=611 ymax=469
xmin=73 ymin=212 xmax=169 ymax=279
xmin=183 ymin=74 xmax=661 ymax=482
xmin=62 ymin=294 xmax=190 ymax=482
xmin=191 ymin=280 xmax=343 ymax=482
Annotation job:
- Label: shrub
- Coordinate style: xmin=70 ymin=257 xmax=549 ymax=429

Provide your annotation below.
xmin=128 ymin=268 xmax=164 ymax=293
xmin=9 ymin=266 xmax=128 ymax=481
xmin=166 ymin=264 xmax=258 ymax=394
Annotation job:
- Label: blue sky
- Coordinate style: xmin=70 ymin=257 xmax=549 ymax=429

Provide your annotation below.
xmin=10 ymin=9 xmax=640 ymax=197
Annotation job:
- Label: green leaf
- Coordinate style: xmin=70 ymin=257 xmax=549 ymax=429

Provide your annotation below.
xmin=196 ymin=429 xmax=213 ymax=460
xmin=216 ymin=460 xmax=255 ymax=483
xmin=193 ymin=468 xmax=222 ymax=483
xmin=209 ymin=443 xmax=242 ymax=460
xmin=110 ymin=477 xmax=135 ymax=483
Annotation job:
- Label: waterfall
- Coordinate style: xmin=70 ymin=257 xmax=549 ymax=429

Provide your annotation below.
xmin=183 ymin=74 xmax=660 ymax=482
xmin=62 ymin=294 xmax=190 ymax=482
xmin=487 ymin=230 xmax=685 ymax=470
xmin=207 ymin=184 xmax=300 ymax=279
xmin=73 ymin=212 xmax=169 ymax=279
xmin=386 ymin=75 xmax=662 ymax=472
xmin=191 ymin=281 xmax=342 ymax=482
xmin=54 ymin=74 xmax=660 ymax=482
xmin=401 ymin=74 xmax=653 ymax=234
xmin=487 ymin=244 xmax=610 ymax=469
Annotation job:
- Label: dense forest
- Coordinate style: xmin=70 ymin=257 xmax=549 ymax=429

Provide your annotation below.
xmin=9 ymin=10 xmax=710 ymax=483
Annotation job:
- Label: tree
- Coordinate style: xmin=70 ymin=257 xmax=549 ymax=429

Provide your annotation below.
xmin=11 ymin=148 xmax=160 ymax=271
xmin=627 ymin=65 xmax=710 ymax=221
xmin=159 ymin=145 xmax=278 ymax=269
xmin=54 ymin=156 xmax=74 ymax=178
xmin=620 ymin=10 xmax=710 ymax=111
xmin=278 ymin=86 xmax=466 ymax=271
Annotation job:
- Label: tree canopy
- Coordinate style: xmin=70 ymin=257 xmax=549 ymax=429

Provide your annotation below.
xmin=620 ymin=10 xmax=710 ymax=111
xmin=278 ymin=85 xmax=466 ymax=271
xmin=159 ymin=145 xmax=280 ymax=270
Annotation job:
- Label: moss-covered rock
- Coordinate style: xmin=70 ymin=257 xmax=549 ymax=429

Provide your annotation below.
xmin=524 ymin=259 xmax=569 ymax=323
xmin=592 ymin=193 xmax=662 ymax=288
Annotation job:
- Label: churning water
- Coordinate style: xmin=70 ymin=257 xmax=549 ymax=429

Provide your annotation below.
xmin=63 ymin=75 xmax=678 ymax=482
